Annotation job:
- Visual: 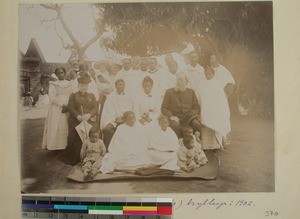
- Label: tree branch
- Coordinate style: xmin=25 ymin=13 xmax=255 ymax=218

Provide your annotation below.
xmin=57 ymin=9 xmax=81 ymax=52
xmin=82 ymin=31 xmax=102 ymax=53
xmin=52 ymin=22 xmax=70 ymax=50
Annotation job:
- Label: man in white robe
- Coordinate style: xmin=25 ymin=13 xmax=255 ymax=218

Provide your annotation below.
xmin=100 ymin=79 xmax=134 ymax=147
xmin=100 ymin=111 xmax=150 ymax=173
xmin=184 ymin=51 xmax=205 ymax=92
xmin=114 ymin=57 xmax=140 ymax=99
xmin=159 ymin=60 xmax=180 ymax=98
xmin=147 ymin=56 xmax=163 ymax=97
xmin=210 ymin=53 xmax=235 ymax=96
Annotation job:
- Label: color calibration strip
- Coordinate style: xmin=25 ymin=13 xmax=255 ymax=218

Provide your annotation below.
xmin=22 ymin=196 xmax=173 ymax=218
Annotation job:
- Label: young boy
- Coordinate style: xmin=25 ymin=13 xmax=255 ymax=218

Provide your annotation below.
xmin=178 ymin=126 xmax=208 ymax=172
xmin=80 ymin=128 xmax=106 ymax=180
xmin=177 ymin=135 xmax=202 ymax=172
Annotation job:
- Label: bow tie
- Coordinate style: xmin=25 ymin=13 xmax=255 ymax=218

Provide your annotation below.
xmin=147 ymin=94 xmax=152 ymax=98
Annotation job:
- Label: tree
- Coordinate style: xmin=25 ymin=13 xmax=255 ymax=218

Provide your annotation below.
xmin=30 ymin=4 xmax=105 ymax=61
xmin=96 ymin=2 xmax=273 ymax=116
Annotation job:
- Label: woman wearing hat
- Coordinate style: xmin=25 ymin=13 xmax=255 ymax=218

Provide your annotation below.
xmin=58 ymin=74 xmax=98 ymax=165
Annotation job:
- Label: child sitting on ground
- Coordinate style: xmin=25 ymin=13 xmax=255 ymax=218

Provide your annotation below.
xmin=178 ymin=135 xmax=203 ymax=172
xmin=80 ymin=128 xmax=106 ymax=180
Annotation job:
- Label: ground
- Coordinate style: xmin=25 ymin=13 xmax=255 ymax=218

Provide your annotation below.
xmin=20 ymin=109 xmax=274 ymax=194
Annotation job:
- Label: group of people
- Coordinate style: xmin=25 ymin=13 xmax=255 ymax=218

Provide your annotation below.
xmin=41 ymin=51 xmax=235 ymax=179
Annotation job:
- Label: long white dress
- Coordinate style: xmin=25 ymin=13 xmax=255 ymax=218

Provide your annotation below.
xmin=100 ymin=123 xmax=150 ymax=173
xmin=42 ymin=80 xmax=71 ymax=150
xmin=196 ymin=78 xmax=231 ymax=149
xmin=145 ymin=122 xmax=180 ymax=170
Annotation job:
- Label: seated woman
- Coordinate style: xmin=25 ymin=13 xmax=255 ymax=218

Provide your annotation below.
xmin=57 ymin=74 xmax=98 ymax=165
xmin=146 ymin=115 xmax=180 ymax=171
xmin=196 ymin=67 xmax=231 ymax=150
xmin=134 ymin=76 xmax=161 ymax=125
xmin=100 ymin=111 xmax=150 ymax=174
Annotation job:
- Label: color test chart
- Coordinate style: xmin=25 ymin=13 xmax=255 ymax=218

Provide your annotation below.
xmin=22 ymin=196 xmax=173 ymax=219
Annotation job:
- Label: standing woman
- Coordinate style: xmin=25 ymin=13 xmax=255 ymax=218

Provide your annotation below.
xmin=58 ymin=74 xmax=98 ymax=165
xmin=196 ymin=67 xmax=231 ymax=150
xmin=42 ymin=67 xmax=71 ymax=151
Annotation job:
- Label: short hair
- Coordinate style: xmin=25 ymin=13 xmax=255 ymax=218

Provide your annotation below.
xmin=183 ymin=135 xmax=194 ymax=147
xmin=54 ymin=67 xmax=66 ymax=76
xmin=149 ymin=56 xmax=157 ymax=63
xmin=176 ymin=73 xmax=189 ymax=83
xmin=182 ymin=126 xmax=193 ymax=135
xmin=115 ymin=79 xmax=125 ymax=86
xmin=89 ymin=127 xmax=99 ymax=137
xmin=188 ymin=51 xmax=198 ymax=57
xmin=211 ymin=52 xmax=223 ymax=62
xmin=158 ymin=115 xmax=169 ymax=123
xmin=122 ymin=58 xmax=131 ymax=63
xmin=142 ymin=76 xmax=153 ymax=85
xmin=123 ymin=111 xmax=135 ymax=120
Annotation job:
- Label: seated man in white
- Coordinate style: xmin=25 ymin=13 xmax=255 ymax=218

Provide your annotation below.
xmin=210 ymin=52 xmax=235 ymax=97
xmin=134 ymin=76 xmax=161 ymax=125
xmin=184 ymin=51 xmax=205 ymax=92
xmin=100 ymin=111 xmax=150 ymax=174
xmin=100 ymin=79 xmax=134 ymax=147
xmin=146 ymin=115 xmax=180 ymax=171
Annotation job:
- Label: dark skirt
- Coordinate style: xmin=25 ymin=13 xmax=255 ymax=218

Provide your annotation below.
xmin=57 ymin=116 xmax=85 ymax=165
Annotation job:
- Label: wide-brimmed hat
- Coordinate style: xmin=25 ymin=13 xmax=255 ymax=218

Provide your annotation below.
xmin=77 ymin=74 xmax=91 ymax=84
xmin=94 ymin=60 xmax=109 ymax=69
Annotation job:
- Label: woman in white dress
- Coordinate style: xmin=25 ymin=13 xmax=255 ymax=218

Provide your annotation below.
xmin=42 ymin=68 xmax=71 ymax=151
xmin=196 ymin=67 xmax=231 ymax=150
xmin=146 ymin=115 xmax=180 ymax=171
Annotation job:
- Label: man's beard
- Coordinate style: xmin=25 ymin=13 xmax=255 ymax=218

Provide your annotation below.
xmin=175 ymin=84 xmax=186 ymax=92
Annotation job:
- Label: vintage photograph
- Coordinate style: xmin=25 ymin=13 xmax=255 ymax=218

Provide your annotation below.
xmin=19 ymin=2 xmax=274 ymax=194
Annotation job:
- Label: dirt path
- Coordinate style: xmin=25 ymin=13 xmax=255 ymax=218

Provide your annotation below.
xmin=21 ymin=115 xmax=274 ymax=194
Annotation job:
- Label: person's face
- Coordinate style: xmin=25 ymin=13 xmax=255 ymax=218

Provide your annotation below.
xmin=205 ymin=70 xmax=215 ymax=80
xmin=115 ymin=81 xmax=125 ymax=94
xmin=210 ymin=55 xmax=219 ymax=67
xmin=140 ymin=60 xmax=148 ymax=72
xmin=176 ymin=74 xmax=187 ymax=89
xmin=143 ymin=81 xmax=153 ymax=94
xmin=159 ymin=119 xmax=169 ymax=131
xmin=165 ymin=54 xmax=173 ymax=65
xmin=186 ymin=139 xmax=194 ymax=149
xmin=189 ymin=53 xmax=199 ymax=66
xmin=125 ymin=114 xmax=136 ymax=127
xmin=71 ymin=60 xmax=79 ymax=69
xmin=78 ymin=83 xmax=88 ymax=93
xmin=111 ymin=64 xmax=121 ymax=75
xmin=56 ymin=69 xmax=66 ymax=81
xmin=89 ymin=132 xmax=99 ymax=143
xmin=184 ymin=129 xmax=193 ymax=136
xmin=168 ymin=62 xmax=178 ymax=75
xmin=122 ymin=59 xmax=131 ymax=71
xmin=149 ymin=59 xmax=157 ymax=71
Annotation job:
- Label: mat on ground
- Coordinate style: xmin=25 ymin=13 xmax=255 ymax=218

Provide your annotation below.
xmin=67 ymin=151 xmax=220 ymax=182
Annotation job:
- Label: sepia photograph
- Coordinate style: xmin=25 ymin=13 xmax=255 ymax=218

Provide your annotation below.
xmin=19 ymin=2 xmax=274 ymax=194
